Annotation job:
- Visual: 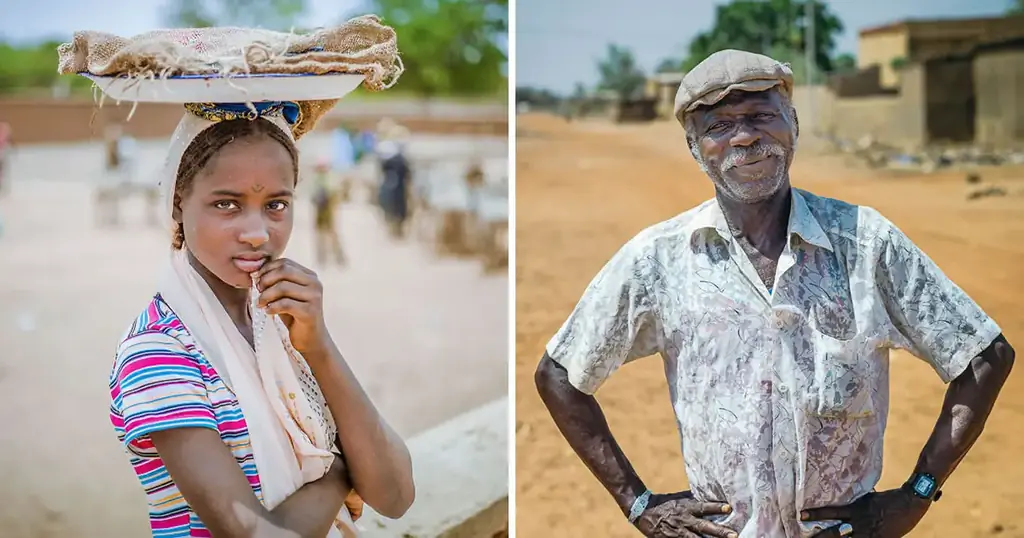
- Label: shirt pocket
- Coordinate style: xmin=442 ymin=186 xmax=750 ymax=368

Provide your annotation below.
xmin=807 ymin=333 xmax=876 ymax=420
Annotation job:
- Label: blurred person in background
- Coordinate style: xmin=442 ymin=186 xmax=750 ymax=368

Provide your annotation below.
xmin=0 ymin=122 xmax=10 ymax=238
xmin=376 ymin=137 xmax=411 ymax=239
xmin=354 ymin=127 xmax=376 ymax=163
xmin=312 ymin=158 xmax=347 ymax=266
xmin=0 ymin=122 xmax=11 ymax=194
xmin=536 ymin=49 xmax=1015 ymax=538
xmin=61 ymin=19 xmax=416 ymax=538
xmin=331 ymin=125 xmax=356 ymax=204
xmin=465 ymin=158 xmax=486 ymax=247
xmin=95 ymin=122 xmax=134 ymax=227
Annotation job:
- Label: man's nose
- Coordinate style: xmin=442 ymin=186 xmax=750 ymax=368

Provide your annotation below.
xmin=730 ymin=120 xmax=761 ymax=147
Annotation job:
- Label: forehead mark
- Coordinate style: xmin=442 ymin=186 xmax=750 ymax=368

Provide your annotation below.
xmin=252 ymin=184 xmax=265 ymax=193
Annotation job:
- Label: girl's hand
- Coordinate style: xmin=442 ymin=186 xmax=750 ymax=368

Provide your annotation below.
xmin=257 ymin=258 xmax=328 ymax=354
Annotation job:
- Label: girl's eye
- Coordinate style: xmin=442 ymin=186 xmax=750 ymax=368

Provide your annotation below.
xmin=267 ymin=200 xmax=289 ymax=211
xmin=214 ymin=200 xmax=238 ymax=210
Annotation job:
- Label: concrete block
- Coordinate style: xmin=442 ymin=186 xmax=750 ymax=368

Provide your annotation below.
xmin=358 ymin=398 xmax=508 ymax=537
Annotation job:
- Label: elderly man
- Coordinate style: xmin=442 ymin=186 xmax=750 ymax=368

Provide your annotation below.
xmin=535 ymin=50 xmax=1015 ymax=538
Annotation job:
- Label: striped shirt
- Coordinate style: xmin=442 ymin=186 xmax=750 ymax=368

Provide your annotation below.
xmin=109 ymin=295 xmax=263 ymax=537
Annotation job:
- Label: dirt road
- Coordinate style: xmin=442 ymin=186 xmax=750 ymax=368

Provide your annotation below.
xmin=514 ymin=114 xmax=1024 ymax=537
xmin=0 ymin=137 xmax=507 ymax=537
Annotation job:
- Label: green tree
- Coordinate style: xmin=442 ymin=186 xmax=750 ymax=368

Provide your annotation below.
xmin=516 ymin=86 xmax=560 ymax=108
xmin=359 ymin=0 xmax=507 ymax=97
xmin=162 ymin=0 xmax=307 ymax=30
xmin=571 ymin=81 xmax=587 ymax=100
xmin=0 ymin=40 xmax=95 ymax=95
xmin=833 ymin=53 xmax=856 ymax=73
xmin=596 ymin=44 xmax=646 ymax=99
xmin=1010 ymin=0 xmax=1024 ymax=14
xmin=682 ymin=0 xmax=843 ymax=77
xmin=655 ymin=57 xmax=682 ymax=73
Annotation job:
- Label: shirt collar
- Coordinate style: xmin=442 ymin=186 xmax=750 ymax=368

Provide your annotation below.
xmin=691 ymin=188 xmax=834 ymax=252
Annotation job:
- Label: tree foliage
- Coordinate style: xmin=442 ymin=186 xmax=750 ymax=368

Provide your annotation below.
xmin=359 ymin=0 xmax=507 ymax=97
xmin=0 ymin=41 xmax=94 ymax=95
xmin=516 ymin=86 xmax=561 ymax=108
xmin=655 ymin=57 xmax=683 ymax=74
xmin=681 ymin=0 xmax=844 ymax=81
xmin=596 ymin=44 xmax=646 ymax=99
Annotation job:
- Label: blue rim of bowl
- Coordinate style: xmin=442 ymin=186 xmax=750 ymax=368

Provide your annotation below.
xmin=78 ymin=72 xmax=360 ymax=80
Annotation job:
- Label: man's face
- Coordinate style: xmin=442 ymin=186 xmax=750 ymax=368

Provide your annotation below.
xmin=689 ymin=89 xmax=795 ymax=204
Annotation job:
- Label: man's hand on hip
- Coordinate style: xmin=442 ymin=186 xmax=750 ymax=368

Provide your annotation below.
xmin=635 ymin=491 xmax=737 ymax=538
xmin=803 ymin=489 xmax=929 ymax=537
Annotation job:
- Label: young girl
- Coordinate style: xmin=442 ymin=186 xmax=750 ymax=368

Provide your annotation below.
xmin=60 ymin=18 xmax=413 ymax=538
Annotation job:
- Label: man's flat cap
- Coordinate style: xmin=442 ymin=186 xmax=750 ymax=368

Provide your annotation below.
xmin=674 ymin=49 xmax=793 ymax=124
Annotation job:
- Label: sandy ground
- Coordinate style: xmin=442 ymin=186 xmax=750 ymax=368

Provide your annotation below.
xmin=0 ymin=136 xmax=508 ymax=537
xmin=514 ymin=114 xmax=1024 ymax=537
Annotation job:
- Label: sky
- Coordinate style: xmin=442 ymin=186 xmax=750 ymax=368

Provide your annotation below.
xmin=1 ymin=0 xmax=507 ymax=72
xmin=0 ymin=0 xmax=374 ymax=43
xmin=517 ymin=0 xmax=1016 ymax=93
xmin=0 ymin=0 xmax=1012 ymax=94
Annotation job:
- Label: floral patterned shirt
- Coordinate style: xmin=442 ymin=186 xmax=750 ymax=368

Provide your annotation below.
xmin=546 ymin=188 xmax=1001 ymax=538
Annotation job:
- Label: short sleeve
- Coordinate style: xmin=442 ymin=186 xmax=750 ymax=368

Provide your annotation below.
xmin=545 ymin=234 xmax=662 ymax=394
xmin=874 ymin=220 xmax=1001 ymax=383
xmin=110 ymin=331 xmax=218 ymax=453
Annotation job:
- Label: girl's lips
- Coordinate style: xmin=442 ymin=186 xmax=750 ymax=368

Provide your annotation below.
xmin=233 ymin=257 xmax=266 ymax=273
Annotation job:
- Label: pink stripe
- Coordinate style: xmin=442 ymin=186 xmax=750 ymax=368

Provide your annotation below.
xmin=120 ymin=354 xmax=196 ymax=378
xmin=146 ymin=301 xmax=161 ymax=320
xmin=150 ymin=513 xmax=190 ymax=530
xmin=135 ymin=458 xmax=165 ymax=474
xmin=217 ymin=419 xmax=247 ymax=431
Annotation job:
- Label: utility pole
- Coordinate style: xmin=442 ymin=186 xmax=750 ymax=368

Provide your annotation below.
xmin=804 ymin=0 xmax=817 ymax=130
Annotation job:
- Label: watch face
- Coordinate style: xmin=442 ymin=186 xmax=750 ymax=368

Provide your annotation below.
xmin=913 ymin=475 xmax=936 ymax=497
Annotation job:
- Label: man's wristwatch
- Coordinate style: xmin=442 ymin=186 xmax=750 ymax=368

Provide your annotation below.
xmin=903 ymin=472 xmax=942 ymax=502
xmin=627 ymin=489 xmax=652 ymax=524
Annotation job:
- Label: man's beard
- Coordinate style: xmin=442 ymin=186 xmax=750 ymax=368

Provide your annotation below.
xmin=713 ymin=142 xmax=790 ymax=203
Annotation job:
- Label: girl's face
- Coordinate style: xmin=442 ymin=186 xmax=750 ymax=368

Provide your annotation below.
xmin=177 ymin=135 xmax=296 ymax=289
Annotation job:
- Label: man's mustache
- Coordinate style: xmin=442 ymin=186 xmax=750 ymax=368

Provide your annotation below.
xmin=721 ymin=143 xmax=787 ymax=171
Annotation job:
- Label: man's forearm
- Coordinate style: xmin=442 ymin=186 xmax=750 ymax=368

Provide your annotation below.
xmin=535 ymin=354 xmax=647 ymax=515
xmin=912 ymin=336 xmax=1014 ymax=487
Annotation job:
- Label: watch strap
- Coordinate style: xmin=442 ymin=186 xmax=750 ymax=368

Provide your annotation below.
xmin=627 ymin=489 xmax=652 ymax=524
xmin=903 ymin=472 xmax=942 ymax=501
